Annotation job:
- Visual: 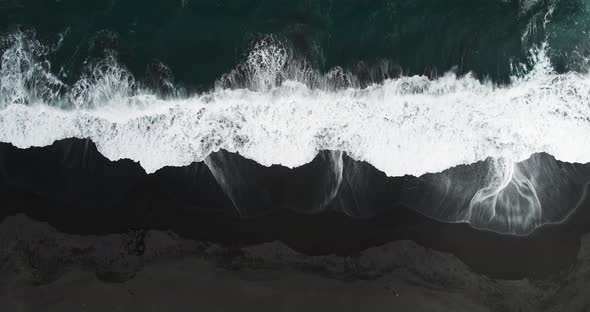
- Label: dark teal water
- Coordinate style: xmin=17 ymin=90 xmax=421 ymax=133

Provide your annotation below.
xmin=0 ymin=0 xmax=589 ymax=90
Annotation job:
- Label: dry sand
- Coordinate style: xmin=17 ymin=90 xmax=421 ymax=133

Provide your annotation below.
xmin=0 ymin=214 xmax=589 ymax=311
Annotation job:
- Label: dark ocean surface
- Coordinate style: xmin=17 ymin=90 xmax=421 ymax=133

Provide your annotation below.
xmin=1 ymin=0 xmax=588 ymax=90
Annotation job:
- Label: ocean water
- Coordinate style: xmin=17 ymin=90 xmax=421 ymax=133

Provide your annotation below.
xmin=1 ymin=0 xmax=590 ymax=234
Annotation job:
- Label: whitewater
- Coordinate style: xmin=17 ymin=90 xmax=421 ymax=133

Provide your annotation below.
xmin=1 ymin=32 xmax=589 ymax=179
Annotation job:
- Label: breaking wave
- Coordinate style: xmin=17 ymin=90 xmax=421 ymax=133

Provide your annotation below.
xmin=1 ymin=32 xmax=589 ymax=176
xmin=1 ymin=0 xmax=590 ymax=235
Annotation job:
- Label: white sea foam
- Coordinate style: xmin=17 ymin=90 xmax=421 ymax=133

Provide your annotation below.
xmin=0 ymin=34 xmax=589 ymax=177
